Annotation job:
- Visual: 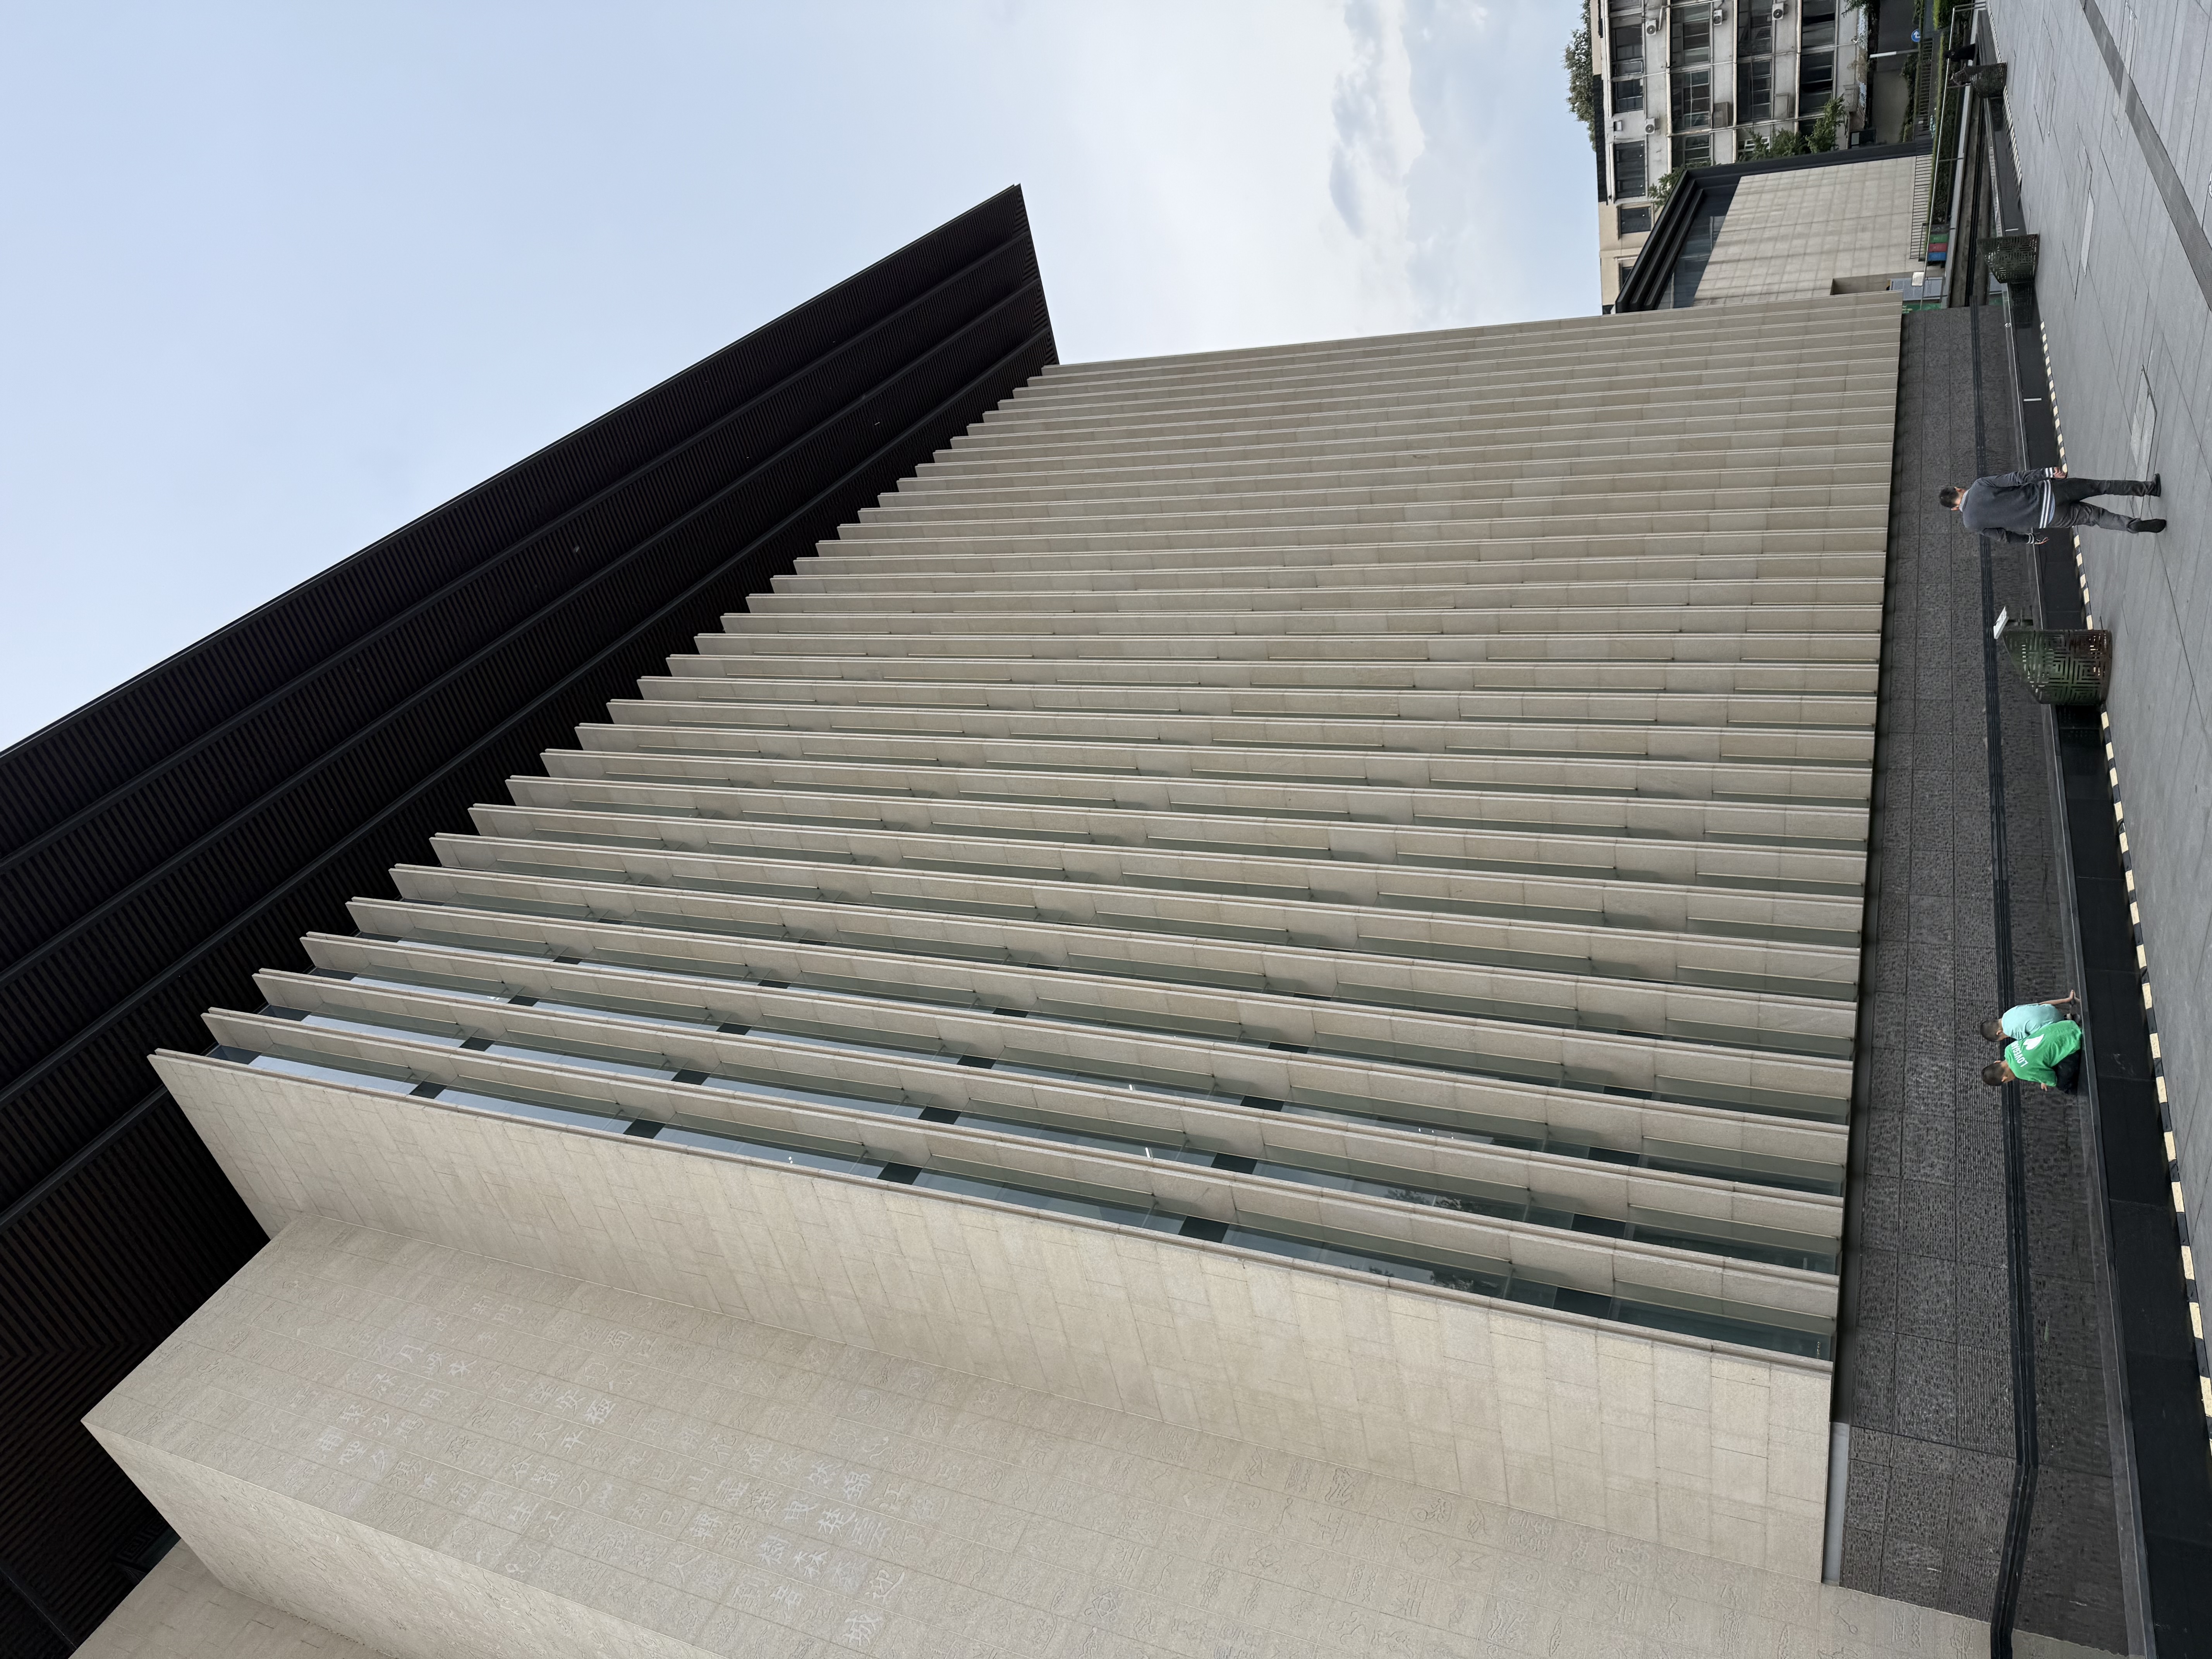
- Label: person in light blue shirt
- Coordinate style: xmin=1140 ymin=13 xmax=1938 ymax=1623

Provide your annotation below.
xmin=1980 ymin=989 xmax=2078 ymax=1044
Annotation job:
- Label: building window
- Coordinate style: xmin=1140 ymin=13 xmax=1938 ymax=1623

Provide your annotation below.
xmin=1668 ymin=4 xmax=1714 ymax=134
xmin=1740 ymin=58 xmax=1773 ymax=122
xmin=1669 ymin=3 xmax=1713 ymax=65
xmin=1671 ymin=212 xmax=1726 ymax=307
xmin=1613 ymin=142 xmax=1648 ymax=198
xmin=1738 ymin=11 xmax=1774 ymax=123
xmin=1671 ymin=132 xmax=1713 ymax=169
xmin=1610 ymin=24 xmax=1645 ymax=112
xmin=1801 ymin=53 xmax=1836 ymax=107
xmin=1800 ymin=0 xmax=1836 ymax=111
xmin=1618 ymin=261 xmax=1638 ymax=295
xmin=1671 ymin=67 xmax=1712 ymax=130
xmin=1617 ymin=204 xmax=1652 ymax=235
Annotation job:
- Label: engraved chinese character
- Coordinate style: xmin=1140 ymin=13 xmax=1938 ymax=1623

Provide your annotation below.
xmin=839 ymin=1609 xmax=884 ymax=1647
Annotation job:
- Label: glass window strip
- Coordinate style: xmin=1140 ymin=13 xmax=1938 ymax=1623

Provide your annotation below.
xmin=218 ymin=1041 xmax=1829 ymax=1357
xmin=305 ymin=960 xmax=1848 ymax=1192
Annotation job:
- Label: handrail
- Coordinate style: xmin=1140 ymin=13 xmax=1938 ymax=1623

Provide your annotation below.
xmin=1921 ymin=2 xmax=1978 ymax=264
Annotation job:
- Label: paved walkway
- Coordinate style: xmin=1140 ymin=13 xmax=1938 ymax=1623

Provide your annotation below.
xmin=1986 ymin=0 xmax=2212 ymax=1347
xmin=1837 ymin=306 xmax=2130 ymax=1653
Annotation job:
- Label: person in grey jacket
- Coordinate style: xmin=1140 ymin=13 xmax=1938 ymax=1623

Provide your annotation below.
xmin=1939 ymin=465 xmax=2164 ymax=542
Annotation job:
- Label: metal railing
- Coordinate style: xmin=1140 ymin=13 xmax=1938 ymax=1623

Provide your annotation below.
xmin=1921 ymin=2 xmax=1977 ymax=266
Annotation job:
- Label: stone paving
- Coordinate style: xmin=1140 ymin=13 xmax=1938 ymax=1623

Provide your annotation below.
xmin=1987 ymin=0 xmax=2212 ymax=1323
xmin=1835 ymin=306 xmax=2130 ymax=1652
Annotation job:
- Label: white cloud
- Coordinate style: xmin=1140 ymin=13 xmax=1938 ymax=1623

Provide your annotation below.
xmin=1326 ymin=0 xmax=1427 ymax=323
xmin=0 ymin=1 xmax=1600 ymax=745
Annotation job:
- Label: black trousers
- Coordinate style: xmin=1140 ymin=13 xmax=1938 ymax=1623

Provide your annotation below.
xmin=2052 ymin=476 xmax=2156 ymax=532
xmin=2049 ymin=1050 xmax=2083 ymax=1093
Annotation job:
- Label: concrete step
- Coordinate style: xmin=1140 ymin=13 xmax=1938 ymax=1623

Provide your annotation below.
xmin=660 ymin=649 xmax=1881 ymax=696
xmin=880 ymin=460 xmax=1897 ymax=515
xmin=751 ymin=578 xmax=1889 ymax=618
xmin=631 ymin=674 xmax=1877 ymax=729
xmin=1018 ymin=311 xmax=1896 ymax=405
xmin=973 ymin=344 xmax=1898 ymax=407
xmin=900 ymin=436 xmax=1898 ymax=495
xmin=857 ymin=481 xmax=1895 ymax=530
xmin=386 ymin=861 xmax=1859 ymax=1061
xmin=536 ymin=747 xmax=1874 ymax=846
xmin=309 ymin=926 xmax=1855 ymax=1171
xmin=334 ymin=907 xmax=1856 ymax=1137
xmin=914 ymin=421 xmax=1899 ymax=479
xmin=939 ymin=397 xmax=1898 ymax=465
xmin=565 ymin=727 xmax=1869 ymax=810
xmin=430 ymin=832 xmax=1861 ymax=1002
xmin=706 ymin=609 xmax=1886 ymax=651
xmin=604 ymin=701 xmax=1875 ymax=763
xmin=843 ymin=494 xmax=1896 ymax=543
xmin=260 ymin=963 xmax=1844 ymax=1259
xmin=784 ymin=551 xmax=1888 ymax=591
xmin=797 ymin=528 xmax=1891 ymax=578
xmin=472 ymin=800 xmax=1868 ymax=944
xmin=580 ymin=710 xmax=1873 ymax=777
xmin=184 ymin=292 xmax=1898 ymax=1363
xmin=203 ymin=1005 xmax=1836 ymax=1331
xmin=775 ymin=553 xmax=1890 ymax=601
xmin=1026 ymin=291 xmax=1896 ymax=382
xmin=503 ymin=774 xmax=1870 ymax=896
xmin=821 ymin=506 xmax=1890 ymax=558
xmin=974 ymin=360 xmax=1901 ymax=436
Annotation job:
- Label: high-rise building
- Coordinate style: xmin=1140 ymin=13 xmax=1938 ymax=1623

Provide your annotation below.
xmin=0 ymin=189 xmax=1053 ymax=1658
xmin=1589 ymin=0 xmax=1882 ymax=308
xmin=11 ymin=185 xmax=2203 ymax=1656
xmin=1611 ymin=144 xmax=1934 ymax=311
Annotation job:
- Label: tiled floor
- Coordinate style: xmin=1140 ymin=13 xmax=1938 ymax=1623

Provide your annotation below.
xmin=86 ymin=1218 xmax=2008 ymax=1659
xmin=1987 ymin=0 xmax=2212 ymax=1323
xmin=1835 ymin=306 xmax=2130 ymax=1652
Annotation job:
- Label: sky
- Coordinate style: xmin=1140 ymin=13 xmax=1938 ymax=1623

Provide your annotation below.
xmin=0 ymin=1 xmax=1597 ymax=751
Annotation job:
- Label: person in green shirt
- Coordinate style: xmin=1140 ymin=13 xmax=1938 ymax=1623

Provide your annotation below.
xmin=1979 ymin=989 xmax=2078 ymax=1043
xmin=1982 ymin=1018 xmax=2083 ymax=1091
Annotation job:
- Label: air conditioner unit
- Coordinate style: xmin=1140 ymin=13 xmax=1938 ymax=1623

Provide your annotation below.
xmin=1770 ymin=0 xmax=1785 ymax=15
xmin=1611 ymin=116 xmax=1627 ymax=133
xmin=1645 ymin=17 xmax=1660 ymax=31
xmin=1646 ymin=115 xmax=1663 ymax=134
xmin=1712 ymin=100 xmax=1733 ymax=125
xmin=1776 ymin=91 xmax=1795 ymax=117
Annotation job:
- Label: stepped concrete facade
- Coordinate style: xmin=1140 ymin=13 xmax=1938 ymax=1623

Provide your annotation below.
xmin=1688 ymin=156 xmax=1928 ymax=304
xmin=82 ymin=294 xmax=2019 ymax=1656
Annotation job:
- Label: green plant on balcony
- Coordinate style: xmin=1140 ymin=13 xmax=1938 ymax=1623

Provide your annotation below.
xmin=1565 ymin=23 xmax=1600 ymax=151
xmin=1808 ymin=94 xmax=1846 ymax=150
xmin=1739 ymin=96 xmax=1848 ymax=158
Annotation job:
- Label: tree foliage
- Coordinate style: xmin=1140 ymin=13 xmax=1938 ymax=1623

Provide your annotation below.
xmin=1740 ymin=126 xmax=1811 ymax=158
xmin=1808 ymin=96 xmax=1846 ymax=152
xmin=1565 ymin=23 xmax=1600 ymax=149
xmin=1738 ymin=98 xmax=1847 ymax=159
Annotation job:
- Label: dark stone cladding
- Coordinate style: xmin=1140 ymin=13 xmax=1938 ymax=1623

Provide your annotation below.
xmin=0 ymin=186 xmax=1056 ymax=1654
xmin=1834 ymin=306 xmax=2129 ymax=1649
